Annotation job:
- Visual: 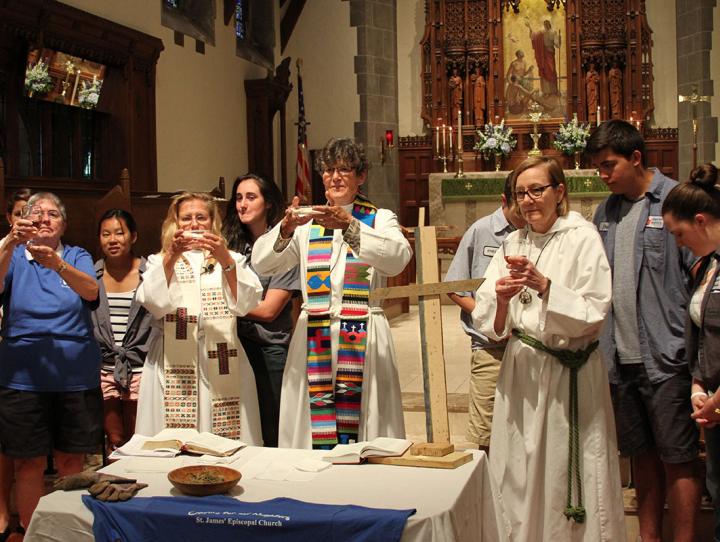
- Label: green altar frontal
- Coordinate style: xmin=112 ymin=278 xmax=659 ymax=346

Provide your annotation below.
xmin=440 ymin=173 xmax=609 ymax=201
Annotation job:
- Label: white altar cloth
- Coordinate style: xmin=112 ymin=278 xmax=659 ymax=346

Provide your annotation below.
xmin=26 ymin=447 xmax=506 ymax=542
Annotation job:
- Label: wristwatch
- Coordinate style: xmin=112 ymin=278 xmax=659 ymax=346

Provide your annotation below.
xmin=56 ymin=261 xmax=68 ymax=274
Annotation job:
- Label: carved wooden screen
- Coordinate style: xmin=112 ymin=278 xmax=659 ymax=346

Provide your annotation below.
xmin=419 ymin=0 xmax=656 ymax=165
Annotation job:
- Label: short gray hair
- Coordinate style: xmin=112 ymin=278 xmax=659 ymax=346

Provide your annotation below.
xmin=315 ymin=138 xmax=370 ymax=176
xmin=28 ymin=192 xmax=67 ymax=222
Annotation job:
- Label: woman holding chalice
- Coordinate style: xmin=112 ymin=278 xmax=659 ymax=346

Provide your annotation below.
xmin=471 ymin=156 xmax=625 ymax=540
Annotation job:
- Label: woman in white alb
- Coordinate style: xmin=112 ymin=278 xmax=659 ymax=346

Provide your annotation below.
xmin=135 ymin=192 xmax=263 ymax=444
xmin=252 ymin=138 xmax=412 ymax=449
xmin=472 ymin=157 xmax=625 ymax=541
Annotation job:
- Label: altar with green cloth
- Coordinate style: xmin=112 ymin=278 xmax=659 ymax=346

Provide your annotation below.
xmin=429 ymin=169 xmax=609 ymax=237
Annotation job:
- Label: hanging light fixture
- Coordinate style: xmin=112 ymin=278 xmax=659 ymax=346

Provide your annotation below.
xmin=500 ymin=0 xmax=521 ymax=13
xmin=545 ymin=0 xmax=566 ymax=10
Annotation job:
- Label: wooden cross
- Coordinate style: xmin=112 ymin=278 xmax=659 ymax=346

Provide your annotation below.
xmin=208 ymin=342 xmax=238 ymax=375
xmin=370 ymin=224 xmax=483 ymax=443
xmin=679 ymin=86 xmax=712 ymax=169
xmin=165 ymin=308 xmax=198 ymax=340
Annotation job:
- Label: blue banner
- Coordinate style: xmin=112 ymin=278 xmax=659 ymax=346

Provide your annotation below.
xmin=83 ymin=495 xmax=415 ymax=542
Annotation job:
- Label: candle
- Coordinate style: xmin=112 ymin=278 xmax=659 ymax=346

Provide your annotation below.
xmin=441 ymin=124 xmax=446 ymax=157
xmin=448 ymin=127 xmax=453 ymax=154
xmin=596 ymin=106 xmax=601 ymax=127
xmin=435 ymin=126 xmax=440 ymax=156
xmin=457 ymin=110 xmax=462 ymax=154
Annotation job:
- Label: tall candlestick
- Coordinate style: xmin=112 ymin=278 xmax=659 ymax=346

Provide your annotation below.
xmin=596 ymin=106 xmax=601 ymax=127
xmin=457 ymin=110 xmax=462 ymax=154
xmin=435 ymin=126 xmax=440 ymax=156
xmin=441 ymin=125 xmax=446 ymax=157
xmin=448 ymin=127 xmax=453 ymax=156
xmin=456 ymin=109 xmax=464 ymax=178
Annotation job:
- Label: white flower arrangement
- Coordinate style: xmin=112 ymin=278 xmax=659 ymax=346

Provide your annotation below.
xmin=474 ymin=120 xmax=517 ymax=158
xmin=553 ymin=115 xmax=591 ymax=155
xmin=78 ymin=78 xmax=102 ymax=109
xmin=24 ymin=59 xmax=53 ymax=95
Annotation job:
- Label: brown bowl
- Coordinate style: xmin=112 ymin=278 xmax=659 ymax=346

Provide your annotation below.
xmin=167 ymin=465 xmax=241 ymax=496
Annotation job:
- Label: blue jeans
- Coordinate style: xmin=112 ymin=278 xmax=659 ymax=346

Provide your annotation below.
xmin=240 ymin=339 xmax=288 ymax=448
xmin=705 ymin=425 xmax=720 ymax=542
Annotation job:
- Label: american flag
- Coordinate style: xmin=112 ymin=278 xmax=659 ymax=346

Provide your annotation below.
xmin=295 ymin=63 xmax=311 ymax=203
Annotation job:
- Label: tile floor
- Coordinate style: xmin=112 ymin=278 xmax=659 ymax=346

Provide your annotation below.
xmin=389 ymin=303 xmax=475 ymax=448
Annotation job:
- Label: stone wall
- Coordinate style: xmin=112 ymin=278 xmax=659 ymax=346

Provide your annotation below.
xmin=350 ymin=0 xmax=399 ymax=212
xmin=676 ymin=0 xmax=717 ymax=180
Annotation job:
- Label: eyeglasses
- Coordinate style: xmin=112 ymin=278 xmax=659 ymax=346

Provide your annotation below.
xmin=322 ymin=167 xmax=354 ymax=178
xmin=23 ymin=207 xmax=63 ymax=221
xmin=514 ymin=184 xmax=557 ymax=202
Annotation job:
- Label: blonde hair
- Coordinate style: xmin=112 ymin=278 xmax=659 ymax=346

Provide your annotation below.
xmin=509 ymin=156 xmax=569 ymax=217
xmin=160 ymin=192 xmax=223 ymax=254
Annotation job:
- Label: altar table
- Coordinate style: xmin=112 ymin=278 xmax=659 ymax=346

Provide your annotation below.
xmin=429 ymin=169 xmax=608 ymax=237
xmin=25 ymin=447 xmax=506 ymax=542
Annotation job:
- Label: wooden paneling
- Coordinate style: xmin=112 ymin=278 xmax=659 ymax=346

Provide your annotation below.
xmin=245 ymin=60 xmax=292 ymax=189
xmin=0 ymin=0 xmax=163 ymax=191
xmin=398 ymin=138 xmax=433 ymax=228
xmin=645 ymin=128 xmax=680 ymax=180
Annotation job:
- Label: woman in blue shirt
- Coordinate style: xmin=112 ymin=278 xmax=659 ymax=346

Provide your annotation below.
xmin=0 ymin=191 xmax=102 ymax=533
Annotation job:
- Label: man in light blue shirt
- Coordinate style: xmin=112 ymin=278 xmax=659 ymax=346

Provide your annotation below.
xmin=588 ymin=120 xmax=700 ymax=542
xmin=445 ymin=176 xmax=525 ymax=451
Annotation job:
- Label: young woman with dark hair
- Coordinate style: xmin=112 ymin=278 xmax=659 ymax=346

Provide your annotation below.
xmin=663 ymin=163 xmax=720 ymax=542
xmin=223 ymin=174 xmax=299 ymax=447
xmin=91 ymin=209 xmax=155 ymax=455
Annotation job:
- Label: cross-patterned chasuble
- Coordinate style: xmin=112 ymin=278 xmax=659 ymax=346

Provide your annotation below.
xmin=306 ymin=195 xmax=377 ymax=449
xmin=163 ymin=256 xmax=242 ymax=439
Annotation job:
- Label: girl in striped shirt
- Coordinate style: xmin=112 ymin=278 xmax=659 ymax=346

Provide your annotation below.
xmin=92 ymin=209 xmax=156 ymax=455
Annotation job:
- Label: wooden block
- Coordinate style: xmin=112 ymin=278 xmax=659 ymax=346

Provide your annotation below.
xmin=410 ymin=442 xmax=454 ymax=457
xmin=367 ymin=450 xmax=473 ymax=469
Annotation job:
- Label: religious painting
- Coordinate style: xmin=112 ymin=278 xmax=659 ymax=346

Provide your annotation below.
xmin=502 ymin=2 xmax=567 ymax=121
xmin=24 ymin=49 xmax=106 ymax=109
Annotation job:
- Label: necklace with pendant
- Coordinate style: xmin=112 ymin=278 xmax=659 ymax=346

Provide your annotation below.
xmin=518 ymin=231 xmax=557 ymax=305
xmin=519 ymin=289 xmax=533 ymax=304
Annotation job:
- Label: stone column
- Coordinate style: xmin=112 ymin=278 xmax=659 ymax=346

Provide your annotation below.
xmin=350 ymin=0 xmax=399 ymax=212
xmin=676 ymin=0 xmax=717 ymax=179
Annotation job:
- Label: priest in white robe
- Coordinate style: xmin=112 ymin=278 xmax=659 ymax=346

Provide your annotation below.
xmin=473 ymin=157 xmax=625 ymax=541
xmin=136 ymin=192 xmax=263 ymax=445
xmin=252 ymin=138 xmax=412 ymax=449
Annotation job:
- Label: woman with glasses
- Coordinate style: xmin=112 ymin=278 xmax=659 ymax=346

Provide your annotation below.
xmin=472 ymin=157 xmax=625 ymax=540
xmin=252 ymin=138 xmax=412 ymax=449
xmin=135 ymin=192 xmax=263 ymax=445
xmin=0 ymin=192 xmax=103 ymax=534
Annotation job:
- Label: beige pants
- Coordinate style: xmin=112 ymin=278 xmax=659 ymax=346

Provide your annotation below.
xmin=466 ymin=347 xmax=504 ymax=446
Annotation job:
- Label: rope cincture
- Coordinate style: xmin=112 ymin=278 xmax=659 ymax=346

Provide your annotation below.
xmin=512 ymin=330 xmax=599 ymax=524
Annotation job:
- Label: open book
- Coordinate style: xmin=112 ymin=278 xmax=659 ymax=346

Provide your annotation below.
xmin=112 ymin=429 xmax=246 ymax=459
xmin=322 ymin=437 xmax=412 ymax=465
xmin=142 ymin=428 xmax=245 ymax=457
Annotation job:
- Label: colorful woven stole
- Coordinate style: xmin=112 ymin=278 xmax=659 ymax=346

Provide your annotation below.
xmin=162 ymin=254 xmax=242 ymax=439
xmin=306 ymin=196 xmax=377 ymax=449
